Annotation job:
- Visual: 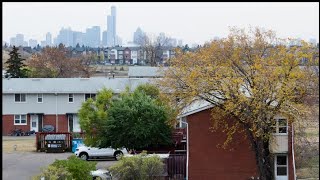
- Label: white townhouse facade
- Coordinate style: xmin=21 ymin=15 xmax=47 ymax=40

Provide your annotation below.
xmin=2 ymin=77 xmax=151 ymax=135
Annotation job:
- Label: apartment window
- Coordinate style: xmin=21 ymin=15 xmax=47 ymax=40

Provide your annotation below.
xmin=272 ymin=118 xmax=287 ymax=134
xmin=84 ymin=93 xmax=96 ymax=101
xmin=176 ymin=117 xmax=187 ymax=128
xmin=68 ymin=94 xmax=74 ymax=103
xmin=275 ymin=155 xmax=288 ymax=176
xmin=14 ymin=115 xmax=27 ymax=125
xmin=15 ymin=94 xmax=26 ymax=102
xmin=37 ymin=94 xmax=43 ymax=103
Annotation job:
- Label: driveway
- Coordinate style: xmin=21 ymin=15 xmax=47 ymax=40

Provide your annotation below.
xmin=2 ymin=151 xmax=117 ymax=180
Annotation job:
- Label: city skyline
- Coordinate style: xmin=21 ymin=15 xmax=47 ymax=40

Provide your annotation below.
xmin=3 ymin=2 xmax=319 ymax=46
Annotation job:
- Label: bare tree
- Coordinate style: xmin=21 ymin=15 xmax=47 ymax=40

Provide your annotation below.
xmin=138 ymin=33 xmax=172 ymax=66
xmin=27 ymin=44 xmax=95 ymax=78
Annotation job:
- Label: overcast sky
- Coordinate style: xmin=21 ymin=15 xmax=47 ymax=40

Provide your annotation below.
xmin=2 ymin=2 xmax=319 ymax=45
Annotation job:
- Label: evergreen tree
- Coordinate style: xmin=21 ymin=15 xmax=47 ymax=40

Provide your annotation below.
xmin=5 ymin=46 xmax=28 ymax=78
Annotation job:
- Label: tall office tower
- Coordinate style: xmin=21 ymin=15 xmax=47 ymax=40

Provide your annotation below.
xmin=92 ymin=26 xmax=101 ymax=47
xmin=29 ymin=39 xmax=38 ymax=48
xmin=10 ymin=37 xmax=16 ymax=46
xmin=72 ymin=31 xmax=84 ymax=47
xmin=23 ymin=41 xmax=28 ymax=47
xmin=16 ymin=34 xmax=24 ymax=46
xmin=107 ymin=6 xmax=116 ymax=47
xmin=107 ymin=15 xmax=114 ymax=47
xmin=85 ymin=26 xmax=101 ymax=47
xmin=41 ymin=41 xmax=47 ymax=47
xmin=111 ymin=6 xmax=116 ymax=41
xmin=46 ymin=32 xmax=52 ymax=46
xmin=57 ymin=27 xmax=73 ymax=47
xmin=102 ymin=30 xmax=108 ymax=47
xmin=133 ymin=27 xmax=146 ymax=44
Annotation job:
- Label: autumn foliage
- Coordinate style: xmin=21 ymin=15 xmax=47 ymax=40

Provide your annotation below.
xmin=158 ymin=27 xmax=318 ymax=180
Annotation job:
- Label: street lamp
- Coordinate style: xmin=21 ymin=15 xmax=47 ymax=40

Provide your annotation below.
xmin=180 ymin=120 xmax=189 ymax=180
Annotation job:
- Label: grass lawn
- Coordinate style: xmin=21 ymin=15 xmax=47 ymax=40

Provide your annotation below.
xmin=2 ymin=138 xmax=36 ymax=153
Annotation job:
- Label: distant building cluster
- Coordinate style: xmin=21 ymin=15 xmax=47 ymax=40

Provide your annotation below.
xmin=4 ymin=6 xmax=183 ymax=49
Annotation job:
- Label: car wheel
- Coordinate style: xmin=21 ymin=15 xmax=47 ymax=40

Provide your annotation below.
xmin=114 ymin=151 xmax=123 ymax=161
xmin=79 ymin=152 xmax=89 ymax=161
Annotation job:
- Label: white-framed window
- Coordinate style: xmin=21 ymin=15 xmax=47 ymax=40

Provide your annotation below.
xmin=68 ymin=94 xmax=74 ymax=103
xmin=37 ymin=94 xmax=43 ymax=103
xmin=272 ymin=118 xmax=288 ymax=134
xmin=275 ymin=154 xmax=288 ymax=177
xmin=84 ymin=93 xmax=96 ymax=101
xmin=14 ymin=114 xmax=27 ymax=125
xmin=14 ymin=94 xmax=26 ymax=102
xmin=176 ymin=117 xmax=187 ymax=128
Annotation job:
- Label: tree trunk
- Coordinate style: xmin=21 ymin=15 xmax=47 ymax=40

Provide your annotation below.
xmin=248 ymin=132 xmax=273 ymax=180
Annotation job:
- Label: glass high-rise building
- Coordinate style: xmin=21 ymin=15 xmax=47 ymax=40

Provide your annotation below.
xmin=107 ymin=6 xmax=116 ymax=47
xmin=46 ymin=32 xmax=52 ymax=46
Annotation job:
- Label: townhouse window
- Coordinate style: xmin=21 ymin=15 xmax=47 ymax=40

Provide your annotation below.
xmin=85 ymin=93 xmax=96 ymax=101
xmin=14 ymin=115 xmax=27 ymax=125
xmin=176 ymin=117 xmax=187 ymax=128
xmin=37 ymin=94 xmax=43 ymax=103
xmin=272 ymin=118 xmax=287 ymax=134
xmin=275 ymin=155 xmax=288 ymax=176
xmin=15 ymin=94 xmax=26 ymax=102
xmin=68 ymin=94 xmax=74 ymax=103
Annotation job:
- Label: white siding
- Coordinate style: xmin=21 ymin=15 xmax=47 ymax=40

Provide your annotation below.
xmin=3 ymin=93 xmax=85 ymax=114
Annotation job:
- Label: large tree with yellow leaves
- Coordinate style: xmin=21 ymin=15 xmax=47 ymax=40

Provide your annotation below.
xmin=158 ymin=27 xmax=318 ymax=180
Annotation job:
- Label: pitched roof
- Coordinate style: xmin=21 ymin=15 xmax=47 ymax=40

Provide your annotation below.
xmin=177 ymin=100 xmax=213 ymax=118
xmin=3 ymin=77 xmax=152 ymax=94
xmin=128 ymin=66 xmax=168 ymax=77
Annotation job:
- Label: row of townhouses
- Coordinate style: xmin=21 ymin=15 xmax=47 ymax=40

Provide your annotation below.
xmin=4 ymin=45 xmax=180 ymax=66
xmin=2 ymin=67 xmax=296 ymax=179
xmin=2 ymin=77 xmax=151 ymax=135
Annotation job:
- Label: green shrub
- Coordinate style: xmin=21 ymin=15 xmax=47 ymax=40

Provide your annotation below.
xmin=32 ymin=165 xmax=72 ymax=180
xmin=120 ymin=67 xmax=124 ymax=71
xmin=51 ymin=155 xmax=96 ymax=180
xmin=109 ymin=151 xmax=164 ymax=180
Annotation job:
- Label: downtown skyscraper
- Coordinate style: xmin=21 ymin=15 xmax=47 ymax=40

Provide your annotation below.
xmin=107 ymin=6 xmax=116 ymax=47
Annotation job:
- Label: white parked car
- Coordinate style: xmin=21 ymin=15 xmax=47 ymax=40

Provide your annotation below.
xmin=75 ymin=145 xmax=128 ymax=161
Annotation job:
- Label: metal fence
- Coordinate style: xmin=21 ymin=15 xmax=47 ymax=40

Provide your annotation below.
xmin=164 ymin=154 xmax=187 ymax=180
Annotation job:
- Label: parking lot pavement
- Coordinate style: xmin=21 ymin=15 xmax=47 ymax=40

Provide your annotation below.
xmin=2 ymin=151 xmax=117 ymax=180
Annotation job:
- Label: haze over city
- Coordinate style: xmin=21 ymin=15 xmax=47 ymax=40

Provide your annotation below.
xmin=2 ymin=2 xmax=319 ymax=46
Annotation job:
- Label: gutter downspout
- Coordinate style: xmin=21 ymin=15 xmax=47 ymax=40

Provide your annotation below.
xmin=55 ymin=92 xmax=58 ymax=132
xmin=181 ymin=120 xmax=189 ymax=180
xmin=292 ymin=124 xmax=296 ymax=180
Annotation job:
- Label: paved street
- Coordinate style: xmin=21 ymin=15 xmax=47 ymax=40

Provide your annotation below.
xmin=3 ymin=151 xmax=117 ymax=180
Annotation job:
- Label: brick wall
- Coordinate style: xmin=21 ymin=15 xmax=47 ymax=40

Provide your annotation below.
xmin=187 ymin=108 xmax=259 ymax=180
xmin=187 ymin=108 xmax=295 ymax=180
xmin=3 ymin=114 xmax=70 ymax=135
xmin=2 ymin=114 xmax=30 ymax=135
